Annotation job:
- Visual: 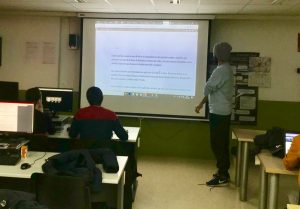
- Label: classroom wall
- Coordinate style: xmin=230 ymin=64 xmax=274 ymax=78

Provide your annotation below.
xmin=1 ymin=14 xmax=300 ymax=159
xmin=132 ymin=100 xmax=300 ymax=158
xmin=211 ymin=19 xmax=300 ymax=102
xmin=0 ymin=15 xmax=60 ymax=89
xmin=59 ymin=17 xmax=81 ymax=91
xmin=0 ymin=15 xmax=80 ymax=91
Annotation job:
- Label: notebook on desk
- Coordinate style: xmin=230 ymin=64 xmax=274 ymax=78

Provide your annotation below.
xmin=285 ymin=132 xmax=299 ymax=154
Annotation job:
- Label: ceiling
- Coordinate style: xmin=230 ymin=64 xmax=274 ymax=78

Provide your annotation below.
xmin=0 ymin=0 xmax=299 ymax=15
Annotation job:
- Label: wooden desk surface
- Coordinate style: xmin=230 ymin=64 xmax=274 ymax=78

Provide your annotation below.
xmin=258 ymin=151 xmax=297 ymax=175
xmin=0 ymin=151 xmax=128 ymax=184
xmin=232 ymin=128 xmax=266 ymax=142
xmin=287 ymin=204 xmax=300 ymax=209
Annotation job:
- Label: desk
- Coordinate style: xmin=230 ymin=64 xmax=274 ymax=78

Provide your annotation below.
xmin=287 ymin=204 xmax=300 ymax=209
xmin=0 ymin=151 xmax=128 ymax=209
xmin=50 ymin=125 xmax=140 ymax=144
xmin=232 ymin=128 xmax=266 ymax=201
xmin=40 ymin=124 xmax=140 ymax=205
xmin=258 ymin=151 xmax=297 ymax=209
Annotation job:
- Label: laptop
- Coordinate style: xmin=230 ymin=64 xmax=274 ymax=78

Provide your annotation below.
xmin=285 ymin=132 xmax=299 ymax=154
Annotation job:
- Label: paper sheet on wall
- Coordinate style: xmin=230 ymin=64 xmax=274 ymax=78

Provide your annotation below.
xmin=249 ymin=57 xmax=271 ymax=72
xmin=239 ymin=96 xmax=256 ymax=110
xmin=248 ymin=57 xmax=271 ymax=87
xmin=239 ymin=116 xmax=256 ymax=122
xmin=25 ymin=42 xmax=40 ymax=63
xmin=42 ymin=42 xmax=56 ymax=64
xmin=248 ymin=72 xmax=271 ymax=88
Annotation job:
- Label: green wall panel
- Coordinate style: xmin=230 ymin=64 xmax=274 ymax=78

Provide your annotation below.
xmin=256 ymin=101 xmax=300 ymax=131
xmin=121 ymin=100 xmax=300 ymax=159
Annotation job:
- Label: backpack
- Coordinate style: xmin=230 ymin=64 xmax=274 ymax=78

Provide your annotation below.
xmin=253 ymin=127 xmax=285 ymax=158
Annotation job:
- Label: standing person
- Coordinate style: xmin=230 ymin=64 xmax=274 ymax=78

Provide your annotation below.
xmin=25 ymin=87 xmax=55 ymax=135
xmin=195 ymin=42 xmax=233 ymax=186
xmin=68 ymin=86 xmax=128 ymax=141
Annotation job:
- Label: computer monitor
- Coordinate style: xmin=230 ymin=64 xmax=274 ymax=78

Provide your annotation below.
xmin=0 ymin=101 xmax=34 ymax=133
xmin=38 ymin=87 xmax=73 ymax=115
xmin=285 ymin=132 xmax=299 ymax=154
xmin=0 ymin=81 xmax=19 ymax=101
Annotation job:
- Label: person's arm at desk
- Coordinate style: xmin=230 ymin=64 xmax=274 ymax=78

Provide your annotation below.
xmin=68 ymin=118 xmax=80 ymax=139
xmin=112 ymin=119 xmax=128 ymax=141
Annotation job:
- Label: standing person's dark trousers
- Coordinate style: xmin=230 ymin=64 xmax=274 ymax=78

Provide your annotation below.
xmin=209 ymin=113 xmax=231 ymax=179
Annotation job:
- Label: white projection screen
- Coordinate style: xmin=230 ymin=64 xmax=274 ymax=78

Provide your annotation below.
xmin=81 ymin=18 xmax=210 ymax=120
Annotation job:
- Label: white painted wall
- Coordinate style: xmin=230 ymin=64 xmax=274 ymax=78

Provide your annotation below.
xmin=59 ymin=17 xmax=81 ymax=91
xmin=211 ymin=19 xmax=300 ymax=102
xmin=0 ymin=15 xmax=81 ymax=91
xmin=0 ymin=15 xmax=60 ymax=89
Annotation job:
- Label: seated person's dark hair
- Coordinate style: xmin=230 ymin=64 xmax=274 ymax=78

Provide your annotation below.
xmin=25 ymin=87 xmax=41 ymax=105
xmin=86 ymin=86 xmax=103 ymax=106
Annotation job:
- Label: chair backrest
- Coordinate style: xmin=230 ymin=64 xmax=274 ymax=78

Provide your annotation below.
xmin=70 ymin=138 xmax=113 ymax=150
xmin=31 ymin=173 xmax=92 ymax=209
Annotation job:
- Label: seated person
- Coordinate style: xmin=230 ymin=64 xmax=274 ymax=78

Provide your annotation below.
xmin=25 ymin=87 xmax=55 ymax=135
xmin=69 ymin=87 xmax=138 ymax=209
xmin=68 ymin=86 xmax=128 ymax=141
xmin=283 ymin=134 xmax=300 ymax=171
xmin=283 ymin=134 xmax=300 ymax=204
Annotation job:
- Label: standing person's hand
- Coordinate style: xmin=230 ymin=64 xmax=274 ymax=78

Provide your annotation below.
xmin=195 ymin=104 xmax=203 ymax=113
xmin=195 ymin=96 xmax=208 ymax=113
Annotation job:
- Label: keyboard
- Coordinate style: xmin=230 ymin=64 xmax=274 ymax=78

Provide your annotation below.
xmin=54 ymin=126 xmax=64 ymax=132
xmin=0 ymin=138 xmax=27 ymax=165
xmin=0 ymin=154 xmax=20 ymax=165
xmin=52 ymin=115 xmax=72 ymax=126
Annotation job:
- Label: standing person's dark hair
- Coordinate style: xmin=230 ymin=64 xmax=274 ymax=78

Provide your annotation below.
xmin=195 ymin=42 xmax=233 ymax=186
xmin=86 ymin=86 xmax=103 ymax=106
xmin=25 ymin=87 xmax=55 ymax=135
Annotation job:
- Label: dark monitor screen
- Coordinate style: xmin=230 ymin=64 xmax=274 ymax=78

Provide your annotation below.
xmin=0 ymin=81 xmax=19 ymax=101
xmin=0 ymin=101 xmax=34 ymax=133
xmin=39 ymin=87 xmax=73 ymax=113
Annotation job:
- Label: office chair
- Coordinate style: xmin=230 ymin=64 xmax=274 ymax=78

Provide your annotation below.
xmin=31 ymin=173 xmax=92 ymax=209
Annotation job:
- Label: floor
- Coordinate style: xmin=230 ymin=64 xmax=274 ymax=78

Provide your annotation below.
xmin=132 ymin=156 xmax=299 ymax=209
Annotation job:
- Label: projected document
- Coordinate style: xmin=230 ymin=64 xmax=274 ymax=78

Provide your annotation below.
xmin=95 ymin=22 xmax=198 ymax=96
xmin=81 ymin=18 xmax=209 ymax=119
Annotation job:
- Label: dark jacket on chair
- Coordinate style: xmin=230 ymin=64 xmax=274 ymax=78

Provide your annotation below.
xmin=42 ymin=149 xmax=119 ymax=192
